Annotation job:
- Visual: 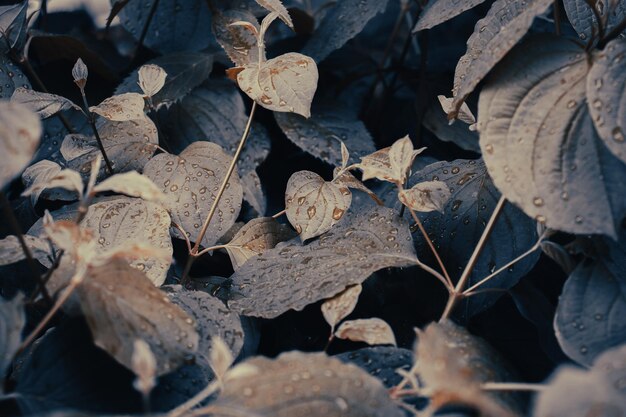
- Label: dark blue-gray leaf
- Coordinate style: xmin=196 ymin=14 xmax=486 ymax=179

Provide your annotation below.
xmin=0 ymin=1 xmax=28 ymax=54
xmin=0 ymin=54 xmax=30 ymax=100
xmin=0 ymin=294 xmax=25 ymax=390
xmin=563 ymin=0 xmax=626 ymax=42
xmin=336 ymin=346 xmax=413 ymax=388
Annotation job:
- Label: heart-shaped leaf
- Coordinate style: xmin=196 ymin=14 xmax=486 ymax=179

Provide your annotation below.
xmin=143 ymin=142 xmax=243 ymax=248
xmin=285 ymin=170 xmax=352 ymax=241
xmin=214 ymin=351 xmax=405 ymax=417
xmin=321 ymin=284 xmax=362 ymax=332
xmin=229 ymin=206 xmax=417 ymax=318
xmin=237 ymin=52 xmax=318 ymax=118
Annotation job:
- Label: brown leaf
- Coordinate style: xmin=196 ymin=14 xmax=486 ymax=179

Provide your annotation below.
xmin=237 ymin=52 xmax=318 ymax=118
xmin=398 ymin=180 xmax=451 ymax=213
xmin=214 ymin=351 xmax=405 ymax=417
xmin=90 ymin=93 xmax=146 ymax=121
xmin=143 ymin=142 xmax=243 ymax=248
xmin=224 ymin=217 xmax=296 ymax=270
xmin=335 ymin=318 xmax=397 ymax=347
xmin=0 ymin=101 xmax=41 ymax=188
xmin=321 ymin=284 xmax=362 ymax=331
xmin=78 ymin=259 xmax=198 ymax=376
xmin=285 ymin=170 xmax=352 ymax=241
xmin=358 ymin=135 xmax=425 ymax=185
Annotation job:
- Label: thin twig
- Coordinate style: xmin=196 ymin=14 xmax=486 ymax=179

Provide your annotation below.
xmin=481 ymin=382 xmax=546 ymax=392
xmin=439 ymin=196 xmax=507 ymax=320
xmin=196 ymin=244 xmax=228 ymax=257
xmin=171 ymin=222 xmax=193 ymax=254
xmin=271 ymin=209 xmax=286 ymax=219
xmin=133 ymin=0 xmax=160 ymax=60
xmin=79 ymin=91 xmax=114 ymax=174
xmin=553 ymin=0 xmax=561 ymax=36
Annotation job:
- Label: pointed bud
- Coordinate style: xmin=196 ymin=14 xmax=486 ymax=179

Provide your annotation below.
xmin=72 ymin=58 xmax=88 ymax=90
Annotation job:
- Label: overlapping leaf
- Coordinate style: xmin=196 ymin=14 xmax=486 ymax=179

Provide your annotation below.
xmin=229 ymin=206 xmax=417 ymax=318
xmin=423 ymin=98 xmax=481 ymax=153
xmin=256 ymin=0 xmax=293 ymax=28
xmin=212 ymin=9 xmax=261 ymax=67
xmin=0 ymin=55 xmax=30 ymax=100
xmin=322 ymin=284 xmax=362 ymax=332
xmin=335 ymin=318 xmax=397 ymax=347
xmin=0 ymin=101 xmax=41 ymax=188
xmin=450 ymin=0 xmax=553 ymax=118
xmin=0 ymin=294 xmax=25 ymax=389
xmin=563 ymin=0 xmax=626 ymax=41
xmin=336 ymin=346 xmax=413 ymax=388
xmin=274 ymin=105 xmax=376 ymax=167
xmin=0 ymin=235 xmax=50 ymax=266
xmin=414 ymin=0 xmax=488 ymax=31
xmin=90 ymin=93 xmax=145 ymax=121
xmin=11 ymin=88 xmax=82 ymax=118
xmin=0 ymin=1 xmax=28 ymax=53
xmin=143 ymin=142 xmax=243 ymax=248
xmin=22 ymin=160 xmax=83 ymax=203
xmin=212 ymin=351 xmax=405 ymax=417
xmin=478 ymin=36 xmax=626 ymax=238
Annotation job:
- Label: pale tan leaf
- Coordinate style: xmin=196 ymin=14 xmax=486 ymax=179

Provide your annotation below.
xmin=44 ymin=220 xmax=97 ymax=271
xmin=216 ymin=351 xmax=405 ymax=417
xmin=11 ymin=87 xmax=82 ymax=118
xmin=131 ymin=339 xmax=157 ymax=396
xmin=22 ymin=161 xmax=84 ymax=203
xmin=224 ymin=217 xmax=296 ymax=270
xmin=255 ymin=0 xmax=293 ymax=28
xmin=0 ymin=101 xmax=41 ymax=187
xmin=321 ymin=284 xmax=362 ymax=330
xmin=0 ymin=235 xmax=51 ymax=266
xmin=398 ymin=180 xmax=451 ymax=213
xmin=335 ymin=318 xmax=397 ymax=347
xmin=72 ymin=58 xmax=88 ymax=89
xmin=138 ymin=64 xmax=167 ymax=98
xmin=358 ymin=136 xmax=425 ymax=185
xmin=340 ymin=140 xmax=350 ymax=169
xmin=212 ymin=9 xmax=261 ymax=67
xmin=143 ymin=142 xmax=243 ymax=248
xmin=210 ymin=336 xmax=234 ymax=380
xmin=414 ymin=0 xmax=488 ymax=31
xmin=333 ymin=169 xmax=383 ymax=205
xmin=60 ymin=133 xmax=98 ymax=161
xmin=238 ymin=52 xmax=318 ymax=118
xmin=78 ymin=259 xmax=198 ymax=376
xmin=90 ymin=93 xmax=145 ymax=121
xmin=285 ymin=170 xmax=352 ymax=241
xmin=438 ymin=95 xmax=475 ymax=125
xmin=92 ymin=171 xmax=165 ymax=202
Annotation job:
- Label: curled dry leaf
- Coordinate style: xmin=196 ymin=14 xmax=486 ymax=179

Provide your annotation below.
xmin=438 ymin=95 xmax=475 ymax=125
xmin=358 ymin=135 xmax=425 ymax=186
xmin=214 ymin=351 xmax=405 ymax=417
xmin=414 ymin=0 xmax=488 ymax=31
xmin=77 ymin=259 xmax=198 ymax=376
xmin=336 ymin=318 xmax=397 ymax=347
xmin=0 ymin=235 xmax=51 ymax=266
xmin=237 ymin=52 xmax=318 ymax=118
xmin=224 ymin=217 xmax=296 ymax=270
xmin=0 ymin=294 xmax=25 ymax=389
xmin=11 ymin=87 xmax=82 ymax=118
xmin=72 ymin=58 xmax=88 ymax=89
xmin=21 ymin=160 xmax=84 ymax=203
xmin=90 ymin=93 xmax=145 ymax=122
xmin=212 ymin=9 xmax=261 ymax=67
xmin=209 ymin=336 xmax=234 ymax=380
xmin=255 ymin=0 xmax=293 ymax=28
xmin=143 ymin=142 xmax=243 ymax=248
xmin=285 ymin=170 xmax=352 ymax=241
xmin=229 ymin=206 xmax=417 ymax=318
xmin=398 ymin=180 xmax=451 ymax=213
xmin=321 ymin=284 xmax=362 ymax=332
xmin=92 ymin=171 xmax=165 ymax=202
xmin=0 ymin=101 xmax=42 ymax=187
xmin=424 ymin=98 xmax=481 ymax=153
xmin=138 ymin=64 xmax=167 ymax=98
xmin=131 ymin=339 xmax=157 ymax=396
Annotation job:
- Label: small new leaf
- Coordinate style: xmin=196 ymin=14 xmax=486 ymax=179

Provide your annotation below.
xmin=92 ymin=171 xmax=165 ymax=202
xmin=321 ymin=284 xmax=362 ymax=332
xmin=335 ymin=318 xmax=397 ymax=347
xmin=138 ymin=64 xmax=167 ymax=98
xmin=22 ymin=161 xmax=84 ymax=203
xmin=209 ymin=336 xmax=234 ymax=380
xmin=255 ymin=0 xmax=293 ymax=28
xmin=90 ymin=93 xmax=145 ymax=121
xmin=438 ymin=95 xmax=476 ymax=125
xmin=358 ymin=135 xmax=425 ymax=186
xmin=72 ymin=58 xmax=88 ymax=90
xmin=398 ymin=180 xmax=451 ymax=213
xmin=131 ymin=339 xmax=157 ymax=397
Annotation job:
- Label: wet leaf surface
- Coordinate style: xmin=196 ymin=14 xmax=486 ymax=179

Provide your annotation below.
xmin=336 ymin=346 xmax=413 ymax=388
xmin=0 ymin=101 xmax=41 ymax=188
xmin=0 ymin=294 xmax=25 ymax=387
xmin=414 ymin=0 xmax=487 ymax=31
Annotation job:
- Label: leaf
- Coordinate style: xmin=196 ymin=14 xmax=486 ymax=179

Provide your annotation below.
xmin=415 ymin=321 xmax=523 ymax=417
xmin=0 ymin=1 xmax=27 ymax=53
xmin=336 ymin=346 xmax=413 ymax=388
xmin=255 ymin=0 xmax=293 ymax=28
xmin=0 ymin=294 xmax=25 ymax=388
xmin=212 ymin=9 xmax=261 ymax=67
xmin=229 ymin=205 xmax=417 ymax=318
xmin=533 ymin=344 xmax=626 ymax=417
xmin=28 ymin=196 xmax=173 ymax=286
xmin=321 ymin=284 xmax=362 ymax=331
xmin=0 ymin=54 xmax=30 ymax=100
xmin=11 ymin=88 xmax=82 ymax=119
xmin=563 ymin=0 xmax=626 ymax=42
xmin=450 ymin=0 xmax=553 ymax=118
xmin=423 ymin=98 xmax=481 ymax=153
xmin=151 ymin=356 xmax=215 ymax=411
xmin=397 ymin=159 xmax=538 ymax=319
xmin=76 ymin=259 xmax=198 ymax=376
xmin=90 ymin=93 xmax=145 ymax=121
xmin=398 ymin=180 xmax=451 ymax=213
xmin=0 ymin=101 xmax=42 ymax=188
xmin=106 ymin=0 xmax=131 ymax=29
xmin=214 ymin=351 xmax=405 ymax=417
xmin=302 ymin=0 xmax=390 ymax=63
xmin=438 ymin=95 xmax=475 ymax=125
xmin=333 ymin=169 xmax=383 ymax=205
xmin=209 ymin=336 xmax=234 ymax=380
xmin=223 ymin=217 xmax=296 ymax=270
xmin=335 ymin=318 xmax=397 ymax=347
xmin=72 ymin=58 xmax=88 ymax=89
xmin=36 ymin=109 xmax=89 ymax=163
xmin=241 ymin=170 xmax=267 ymax=215
xmin=66 ymin=116 xmax=159 ymax=176
xmin=131 ymin=339 xmax=157 ymax=396
xmin=61 ymin=134 xmax=97 ymax=161
xmin=274 ymin=104 xmax=377 ymax=167
xmin=478 ymin=36 xmax=626 ymax=238
xmin=358 ymin=135 xmax=425 ymax=185
xmin=554 ymin=231 xmax=626 ymax=366
xmin=115 ymin=0 xmax=213 ymax=54
xmin=586 ymin=38 xmax=626 ymax=164
xmin=237 ymin=52 xmax=318 ymax=118
xmin=21 ymin=160 xmax=83 ymax=203
xmin=0 ymin=235 xmax=50 ymax=266
xmin=92 ymin=171 xmax=165 ymax=202
xmin=285 ymin=170 xmax=352 ymax=241
xmin=115 ymin=52 xmax=213 ymax=109
xmin=162 ymin=286 xmax=245 ymax=361
xmin=414 ymin=0 xmax=488 ymax=31
xmin=138 ymin=64 xmax=167 ymax=98
xmin=143 ymin=142 xmax=243 ymax=248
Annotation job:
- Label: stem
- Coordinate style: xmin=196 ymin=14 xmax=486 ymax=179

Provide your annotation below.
xmin=0 ymin=191 xmax=51 ymax=304
xmin=168 ymin=380 xmax=221 ymax=417
xmin=481 ymin=382 xmax=546 ymax=392
xmin=196 ymin=244 xmax=227 ymax=257
xmin=29 ymin=248 xmax=63 ymax=303
xmin=134 ymin=0 xmax=160 ymax=58
xmin=415 ymin=259 xmax=451 ymax=293
xmin=271 ymin=209 xmax=286 ymax=219
xmin=79 ymin=91 xmax=114 ymax=174
xmin=439 ymin=196 xmax=506 ymax=321
xmin=553 ymin=0 xmax=561 ymax=36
